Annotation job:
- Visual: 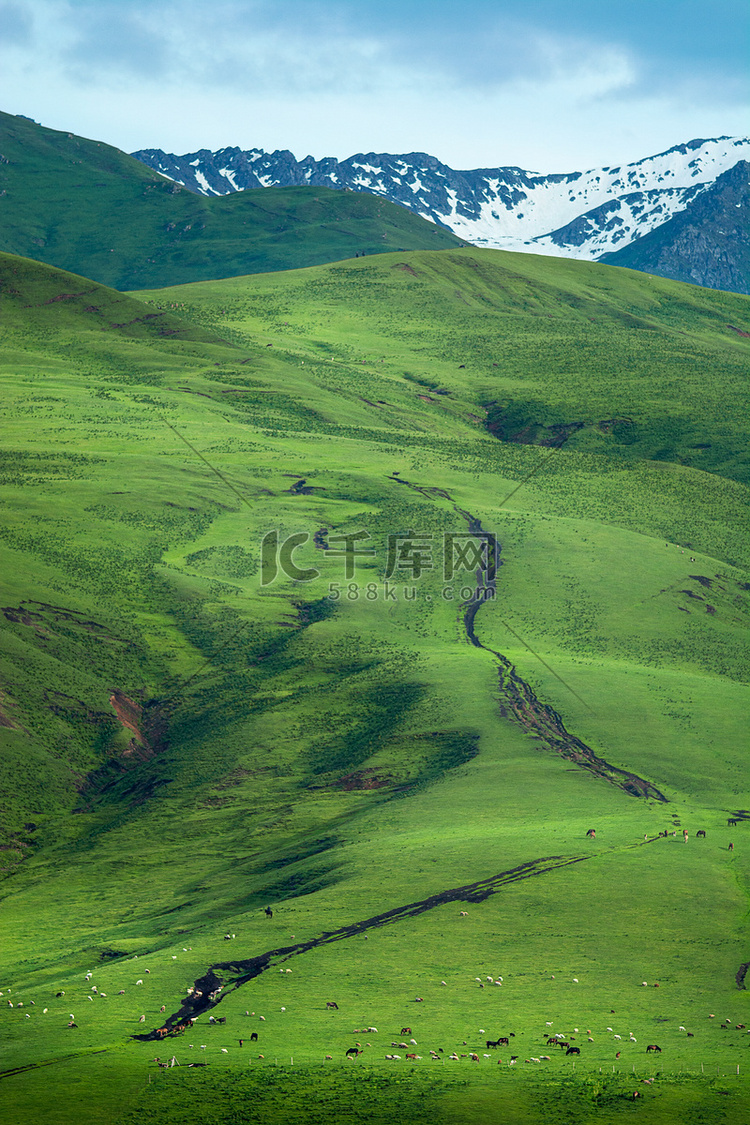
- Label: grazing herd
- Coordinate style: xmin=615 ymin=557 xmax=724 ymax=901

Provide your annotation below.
xmin=4 ymin=864 xmax=748 ymax=1081
xmin=586 ymin=825 xmax=739 ymax=850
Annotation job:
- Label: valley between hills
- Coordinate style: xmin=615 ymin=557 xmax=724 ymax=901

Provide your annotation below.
xmin=0 ymin=233 xmax=749 ymax=1124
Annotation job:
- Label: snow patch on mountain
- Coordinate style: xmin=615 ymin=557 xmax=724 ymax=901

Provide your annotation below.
xmin=131 ymin=137 xmax=750 ymax=261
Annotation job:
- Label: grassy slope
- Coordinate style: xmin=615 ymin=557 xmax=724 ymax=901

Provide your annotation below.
xmin=0 ymin=248 xmax=748 ymax=1124
xmin=0 ymin=112 xmax=461 ymax=289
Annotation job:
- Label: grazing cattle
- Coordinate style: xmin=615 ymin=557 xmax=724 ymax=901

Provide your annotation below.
xmin=646 ymin=1044 xmax=662 ymax=1053
xmin=729 ymin=842 xmax=734 ymax=851
xmin=250 ymin=1032 xmax=258 ymax=1042
xmin=346 ymin=1047 xmax=361 ymax=1057
xmin=326 ymin=1001 xmax=339 ymax=1010
xmin=546 ymin=1036 xmax=559 ymax=1046
xmin=265 ymin=907 xmax=273 ymax=917
xmin=405 ymin=1053 xmax=419 ymax=1060
xmin=586 ymin=829 xmax=596 ymax=838
xmin=696 ymin=830 xmax=706 ymax=838
xmin=401 ymin=1028 xmax=412 ymax=1035
xmin=728 ymin=818 xmax=738 ymax=827
xmin=566 ymin=1046 xmax=580 ymax=1055
xmin=415 ymin=997 xmax=424 ymax=1002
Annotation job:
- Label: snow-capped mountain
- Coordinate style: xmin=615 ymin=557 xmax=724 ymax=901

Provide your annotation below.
xmin=602 ymin=159 xmax=750 ymax=295
xmin=132 ymin=137 xmax=750 ymax=262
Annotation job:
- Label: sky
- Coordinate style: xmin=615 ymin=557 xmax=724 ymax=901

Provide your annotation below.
xmin=0 ymin=0 xmax=748 ymax=171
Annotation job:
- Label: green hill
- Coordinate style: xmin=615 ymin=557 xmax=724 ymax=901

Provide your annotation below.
xmin=0 ymin=112 xmax=461 ymax=289
xmin=0 ymin=247 xmax=749 ymax=1124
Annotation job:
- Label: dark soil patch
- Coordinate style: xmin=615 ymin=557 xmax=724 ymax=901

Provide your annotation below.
xmin=337 ymin=769 xmax=394 ymax=790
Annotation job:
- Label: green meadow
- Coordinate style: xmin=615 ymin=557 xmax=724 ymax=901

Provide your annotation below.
xmin=0 ymin=111 xmax=461 ymax=291
xmin=0 ymin=245 xmax=748 ymax=1124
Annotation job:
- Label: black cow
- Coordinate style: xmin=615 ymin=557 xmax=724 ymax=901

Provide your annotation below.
xmin=646 ymin=1044 xmax=662 ymax=1053
xmin=696 ymin=830 xmax=706 ymax=838
xmin=265 ymin=906 xmax=273 ymax=917
xmin=346 ymin=1047 xmax=361 ymax=1058
xmin=250 ymin=1032 xmax=258 ymax=1042
xmin=566 ymin=1046 xmax=580 ymax=1055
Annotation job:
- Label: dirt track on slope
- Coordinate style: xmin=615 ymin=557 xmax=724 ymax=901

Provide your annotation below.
xmin=390 ymin=475 xmax=667 ymax=804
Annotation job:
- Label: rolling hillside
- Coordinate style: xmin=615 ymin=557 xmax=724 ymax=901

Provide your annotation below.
xmin=0 ymin=112 xmax=461 ymax=290
xmin=0 ymin=247 xmax=749 ymax=1124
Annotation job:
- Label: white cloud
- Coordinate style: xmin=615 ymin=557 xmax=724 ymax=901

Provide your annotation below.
xmin=0 ymin=0 xmax=747 ymax=169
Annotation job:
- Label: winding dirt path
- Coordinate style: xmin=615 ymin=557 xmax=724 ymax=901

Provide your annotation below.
xmin=389 ymin=475 xmax=667 ymax=803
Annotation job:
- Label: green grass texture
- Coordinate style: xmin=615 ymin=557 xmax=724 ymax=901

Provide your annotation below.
xmin=0 ymin=245 xmax=748 ymax=1124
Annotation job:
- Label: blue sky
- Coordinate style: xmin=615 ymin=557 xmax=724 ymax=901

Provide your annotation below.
xmin=0 ymin=0 xmax=747 ymax=168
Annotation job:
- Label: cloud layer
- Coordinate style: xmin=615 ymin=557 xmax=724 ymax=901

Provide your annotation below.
xmin=1 ymin=0 xmax=747 ymax=169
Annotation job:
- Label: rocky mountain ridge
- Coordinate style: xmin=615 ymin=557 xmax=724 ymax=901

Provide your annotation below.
xmin=132 ymin=136 xmax=750 ymax=263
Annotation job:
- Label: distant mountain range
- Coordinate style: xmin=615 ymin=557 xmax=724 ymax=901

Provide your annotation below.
xmin=132 ymin=137 xmax=750 ymax=292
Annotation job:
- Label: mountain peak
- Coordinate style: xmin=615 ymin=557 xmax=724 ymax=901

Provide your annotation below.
xmin=131 ymin=137 xmax=750 ymax=272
